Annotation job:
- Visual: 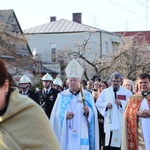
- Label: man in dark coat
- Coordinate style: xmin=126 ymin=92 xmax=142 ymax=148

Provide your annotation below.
xmin=19 ymin=75 xmax=40 ymax=105
xmin=40 ymin=73 xmax=59 ymax=119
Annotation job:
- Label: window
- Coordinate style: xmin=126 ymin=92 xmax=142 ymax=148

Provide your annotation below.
xmin=50 ymin=43 xmax=56 ymax=63
xmin=103 ymin=42 xmax=108 ymax=56
xmin=51 ymin=48 xmax=56 ymax=62
xmin=112 ymin=41 xmax=119 ymax=52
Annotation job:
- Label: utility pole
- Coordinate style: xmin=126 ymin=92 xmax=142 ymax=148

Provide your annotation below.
xmin=146 ymin=0 xmax=148 ymax=30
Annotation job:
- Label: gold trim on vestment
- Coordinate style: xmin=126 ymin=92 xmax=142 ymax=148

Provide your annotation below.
xmin=137 ymin=117 xmax=145 ymax=150
xmin=130 ymin=93 xmax=150 ymax=100
xmin=125 ymin=93 xmax=150 ymax=150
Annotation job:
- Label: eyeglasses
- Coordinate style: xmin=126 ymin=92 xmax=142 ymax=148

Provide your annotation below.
xmin=112 ymin=80 xmax=121 ymax=83
xmin=100 ymin=84 xmax=106 ymax=87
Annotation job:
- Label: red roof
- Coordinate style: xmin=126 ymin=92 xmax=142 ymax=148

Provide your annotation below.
xmin=114 ymin=31 xmax=150 ymax=43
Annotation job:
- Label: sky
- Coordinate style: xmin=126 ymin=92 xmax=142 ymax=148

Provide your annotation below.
xmin=0 ymin=0 xmax=150 ymax=32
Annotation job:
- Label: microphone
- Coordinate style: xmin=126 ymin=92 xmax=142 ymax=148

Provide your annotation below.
xmin=113 ymin=86 xmax=119 ymax=108
xmin=113 ymin=86 xmax=118 ymax=99
xmin=114 ymin=92 xmax=117 ymax=99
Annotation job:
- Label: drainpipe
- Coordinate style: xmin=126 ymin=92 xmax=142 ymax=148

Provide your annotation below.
xmin=99 ymin=31 xmax=102 ymax=59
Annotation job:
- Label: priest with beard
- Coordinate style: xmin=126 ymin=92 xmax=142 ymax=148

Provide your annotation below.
xmin=96 ymin=72 xmax=132 ymax=150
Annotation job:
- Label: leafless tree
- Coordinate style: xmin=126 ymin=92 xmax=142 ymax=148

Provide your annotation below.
xmin=106 ymin=36 xmax=150 ymax=80
xmin=57 ymin=32 xmax=150 ymax=81
xmin=0 ymin=26 xmax=39 ymax=76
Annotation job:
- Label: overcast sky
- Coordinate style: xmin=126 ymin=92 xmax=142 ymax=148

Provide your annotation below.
xmin=0 ymin=0 xmax=150 ymax=32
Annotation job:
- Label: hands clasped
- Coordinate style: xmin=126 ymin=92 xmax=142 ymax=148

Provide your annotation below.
xmin=107 ymin=100 xmax=121 ymax=110
xmin=137 ymin=109 xmax=150 ymax=118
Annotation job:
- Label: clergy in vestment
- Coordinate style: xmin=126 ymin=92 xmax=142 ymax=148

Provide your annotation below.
xmin=96 ymin=72 xmax=132 ymax=150
xmin=50 ymin=59 xmax=99 ymax=150
xmin=122 ymin=73 xmax=150 ymax=150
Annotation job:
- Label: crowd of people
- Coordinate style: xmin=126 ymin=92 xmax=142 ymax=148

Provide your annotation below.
xmin=0 ymin=58 xmax=150 ymax=150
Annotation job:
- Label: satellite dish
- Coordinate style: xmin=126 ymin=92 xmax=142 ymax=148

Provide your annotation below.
xmin=32 ymin=48 xmax=37 ymax=56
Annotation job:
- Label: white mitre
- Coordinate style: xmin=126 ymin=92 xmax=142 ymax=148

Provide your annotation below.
xmin=65 ymin=59 xmax=83 ymax=79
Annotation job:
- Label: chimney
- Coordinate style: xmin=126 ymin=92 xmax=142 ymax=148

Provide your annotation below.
xmin=50 ymin=16 xmax=56 ymax=22
xmin=73 ymin=13 xmax=82 ymax=24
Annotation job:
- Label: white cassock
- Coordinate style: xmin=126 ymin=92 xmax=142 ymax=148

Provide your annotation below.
xmin=140 ymin=98 xmax=150 ymax=150
xmin=50 ymin=89 xmax=99 ymax=150
xmin=96 ymin=86 xmax=132 ymax=148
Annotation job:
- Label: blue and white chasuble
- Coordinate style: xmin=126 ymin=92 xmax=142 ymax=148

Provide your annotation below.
xmin=50 ymin=89 xmax=99 ymax=150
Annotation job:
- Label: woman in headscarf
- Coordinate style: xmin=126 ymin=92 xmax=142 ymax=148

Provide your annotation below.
xmin=0 ymin=59 xmax=60 ymax=150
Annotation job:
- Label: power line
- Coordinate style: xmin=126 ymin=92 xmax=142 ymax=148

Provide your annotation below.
xmin=107 ymin=0 xmax=145 ymax=17
xmin=104 ymin=16 xmax=150 ymax=30
xmin=132 ymin=0 xmax=150 ymax=7
xmin=132 ymin=0 xmax=150 ymax=29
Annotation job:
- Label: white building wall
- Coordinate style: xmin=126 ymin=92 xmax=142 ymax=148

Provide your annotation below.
xmin=25 ymin=31 xmax=121 ymax=78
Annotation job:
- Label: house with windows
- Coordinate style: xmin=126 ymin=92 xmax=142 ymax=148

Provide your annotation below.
xmin=0 ymin=9 xmax=58 ymax=83
xmin=0 ymin=9 xmax=34 ymax=82
xmin=0 ymin=9 xmax=32 ymax=57
xmin=24 ymin=13 xmax=122 ymax=79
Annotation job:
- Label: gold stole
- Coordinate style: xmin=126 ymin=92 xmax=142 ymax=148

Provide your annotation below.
xmin=125 ymin=94 xmax=150 ymax=150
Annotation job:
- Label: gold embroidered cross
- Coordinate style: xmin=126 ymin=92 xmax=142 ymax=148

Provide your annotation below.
xmin=70 ymin=62 xmax=78 ymax=75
